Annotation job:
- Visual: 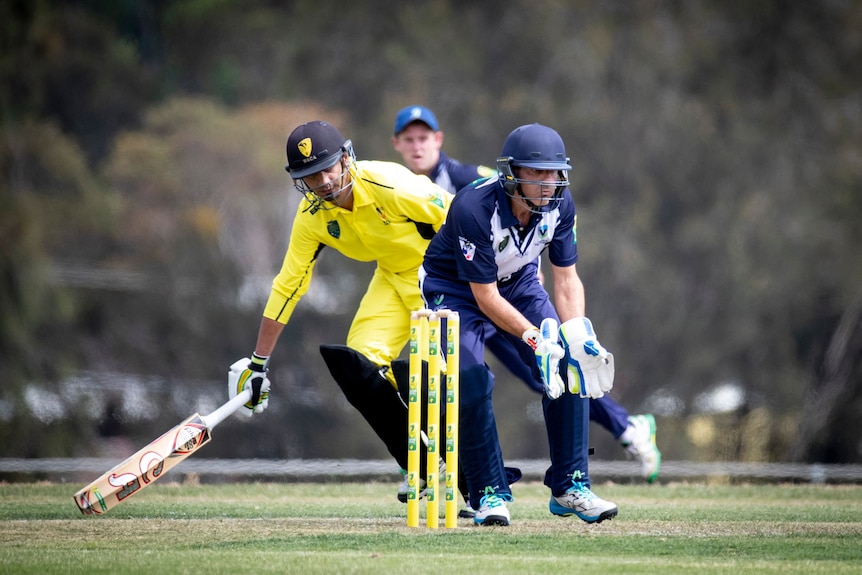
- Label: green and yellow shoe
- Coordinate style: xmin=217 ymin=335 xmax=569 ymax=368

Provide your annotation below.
xmin=621 ymin=414 xmax=661 ymax=483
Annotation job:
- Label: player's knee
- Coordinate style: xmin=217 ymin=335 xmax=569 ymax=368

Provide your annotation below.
xmin=319 ymin=344 xmax=390 ymax=394
xmin=459 ymin=364 xmax=495 ymax=407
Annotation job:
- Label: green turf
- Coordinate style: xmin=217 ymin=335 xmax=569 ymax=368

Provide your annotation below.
xmin=1 ymin=481 xmax=860 ymax=574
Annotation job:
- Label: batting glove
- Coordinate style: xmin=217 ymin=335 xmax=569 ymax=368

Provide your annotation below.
xmin=559 ymin=317 xmax=614 ymax=399
xmin=534 ymin=318 xmax=566 ymax=399
xmin=228 ymin=354 xmax=271 ymax=417
xmin=522 ymin=326 xmax=541 ymax=350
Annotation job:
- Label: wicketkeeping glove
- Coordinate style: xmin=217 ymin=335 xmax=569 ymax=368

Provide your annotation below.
xmin=534 ymin=318 xmax=566 ymax=399
xmin=228 ymin=354 xmax=271 ymax=417
xmin=559 ymin=317 xmax=614 ymax=399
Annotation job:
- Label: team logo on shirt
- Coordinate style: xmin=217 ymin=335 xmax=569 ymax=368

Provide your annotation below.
xmin=427 ymin=191 xmax=445 ymax=209
xmin=327 ymin=220 xmax=341 ymax=239
xmin=497 ymin=236 xmax=510 ymax=253
xmin=539 ymin=224 xmax=549 ymax=238
xmin=459 ymin=237 xmax=476 ymax=261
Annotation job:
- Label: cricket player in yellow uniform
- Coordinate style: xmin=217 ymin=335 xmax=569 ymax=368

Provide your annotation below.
xmin=229 ymin=120 xmax=451 ymax=481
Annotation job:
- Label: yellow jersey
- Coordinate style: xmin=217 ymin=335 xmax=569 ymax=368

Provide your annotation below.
xmin=263 ymin=160 xmax=451 ymax=323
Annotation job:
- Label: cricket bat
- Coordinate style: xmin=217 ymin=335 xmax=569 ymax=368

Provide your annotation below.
xmin=72 ymin=388 xmax=252 ymax=515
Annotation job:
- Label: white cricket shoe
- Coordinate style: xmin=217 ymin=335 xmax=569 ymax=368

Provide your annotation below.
xmin=620 ymin=414 xmax=661 ymax=483
xmin=549 ymin=482 xmax=618 ymax=523
xmin=473 ymin=491 xmax=511 ymax=526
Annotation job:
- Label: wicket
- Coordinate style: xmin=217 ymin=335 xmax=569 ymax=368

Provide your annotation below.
xmin=406 ymin=309 xmax=460 ymax=528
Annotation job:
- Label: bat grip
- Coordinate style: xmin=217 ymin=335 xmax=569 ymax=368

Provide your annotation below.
xmin=202 ymin=388 xmax=253 ymax=429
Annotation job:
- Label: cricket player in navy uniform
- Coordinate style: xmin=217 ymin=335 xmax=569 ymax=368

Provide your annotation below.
xmin=229 ymin=120 xmax=454 ymax=485
xmin=392 ymin=105 xmax=496 ymax=195
xmin=396 ymin=106 xmax=661 ymax=484
xmin=420 ymin=123 xmax=619 ymax=526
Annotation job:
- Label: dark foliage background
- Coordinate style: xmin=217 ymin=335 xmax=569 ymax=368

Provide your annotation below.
xmin=2 ymin=0 xmax=860 ymax=466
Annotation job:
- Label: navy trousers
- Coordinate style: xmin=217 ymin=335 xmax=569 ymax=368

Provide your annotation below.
xmin=422 ymin=269 xmax=596 ymax=506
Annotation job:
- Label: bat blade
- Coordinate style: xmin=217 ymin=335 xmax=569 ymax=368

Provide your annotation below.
xmin=73 ymin=414 xmax=210 ymax=515
xmin=73 ymin=388 xmax=251 ymax=515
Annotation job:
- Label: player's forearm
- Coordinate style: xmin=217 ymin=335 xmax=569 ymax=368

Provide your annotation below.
xmin=263 ymin=259 xmax=314 ymax=324
xmin=254 ymin=316 xmax=286 ymax=357
xmin=554 ymin=290 xmax=584 ymax=322
xmin=551 ymin=264 xmax=585 ymax=321
xmin=471 ymin=282 xmax=533 ymax=337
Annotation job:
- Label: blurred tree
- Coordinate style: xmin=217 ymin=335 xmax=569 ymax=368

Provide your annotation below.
xmin=2 ymin=0 xmax=861 ymax=463
xmin=0 ymin=119 xmax=119 ymax=456
xmin=0 ymin=0 xmax=159 ymax=164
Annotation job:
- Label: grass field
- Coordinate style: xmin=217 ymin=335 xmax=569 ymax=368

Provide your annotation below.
xmin=1 ymin=480 xmax=860 ymax=574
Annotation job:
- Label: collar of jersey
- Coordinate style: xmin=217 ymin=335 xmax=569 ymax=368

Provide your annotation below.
xmin=429 ymin=151 xmax=449 ymax=182
xmin=495 ymin=182 xmax=537 ymax=230
xmin=344 ymin=164 xmax=375 ymax=209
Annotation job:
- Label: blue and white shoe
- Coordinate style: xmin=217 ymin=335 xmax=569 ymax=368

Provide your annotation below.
xmin=549 ymin=482 xmax=617 ymax=523
xmin=473 ymin=490 xmax=512 ymax=526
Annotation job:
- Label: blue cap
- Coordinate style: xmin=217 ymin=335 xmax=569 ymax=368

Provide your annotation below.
xmin=393 ymin=105 xmax=439 ymax=135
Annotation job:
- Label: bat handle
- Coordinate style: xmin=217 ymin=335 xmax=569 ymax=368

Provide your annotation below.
xmin=202 ymin=388 xmax=253 ymax=429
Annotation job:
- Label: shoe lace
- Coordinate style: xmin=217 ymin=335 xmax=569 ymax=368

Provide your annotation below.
xmin=567 ymin=481 xmax=596 ymax=501
xmin=479 ymin=486 xmax=513 ymax=508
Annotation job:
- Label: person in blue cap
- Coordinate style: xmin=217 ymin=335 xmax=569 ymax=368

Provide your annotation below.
xmin=392 ymin=105 xmax=495 ymax=194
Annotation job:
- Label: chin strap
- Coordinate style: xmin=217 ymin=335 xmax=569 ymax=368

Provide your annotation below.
xmin=515 ymin=185 xmax=545 ymax=213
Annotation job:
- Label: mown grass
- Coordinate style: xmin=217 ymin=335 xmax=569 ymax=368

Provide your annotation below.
xmin=1 ymin=481 xmax=860 ymax=574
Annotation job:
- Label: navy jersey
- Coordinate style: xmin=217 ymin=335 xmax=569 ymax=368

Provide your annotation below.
xmin=423 ymin=175 xmax=578 ymax=285
xmin=430 ymin=151 xmax=495 ymax=194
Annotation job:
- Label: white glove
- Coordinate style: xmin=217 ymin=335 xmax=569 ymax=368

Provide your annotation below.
xmin=522 ymin=326 xmax=541 ymax=351
xmin=534 ymin=318 xmax=566 ymax=399
xmin=559 ymin=317 xmax=614 ymax=399
xmin=228 ymin=354 xmax=271 ymax=417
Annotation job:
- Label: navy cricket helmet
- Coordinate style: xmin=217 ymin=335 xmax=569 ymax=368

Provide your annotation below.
xmin=496 ymin=123 xmax=571 ymax=212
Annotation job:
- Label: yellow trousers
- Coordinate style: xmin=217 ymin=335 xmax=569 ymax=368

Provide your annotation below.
xmin=346 ymin=266 xmax=423 ymax=388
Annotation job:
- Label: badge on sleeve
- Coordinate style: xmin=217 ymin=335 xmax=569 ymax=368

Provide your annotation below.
xmin=459 ymin=237 xmax=476 ymax=261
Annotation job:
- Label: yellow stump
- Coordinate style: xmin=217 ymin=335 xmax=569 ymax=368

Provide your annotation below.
xmin=406 ymin=309 xmax=459 ymax=529
xmin=444 ymin=312 xmax=460 ymax=528
xmin=406 ymin=312 xmax=427 ymax=528
xmin=426 ymin=313 xmax=442 ymax=528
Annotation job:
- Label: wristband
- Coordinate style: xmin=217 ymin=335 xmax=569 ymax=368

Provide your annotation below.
xmin=249 ymin=353 xmax=269 ymax=372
